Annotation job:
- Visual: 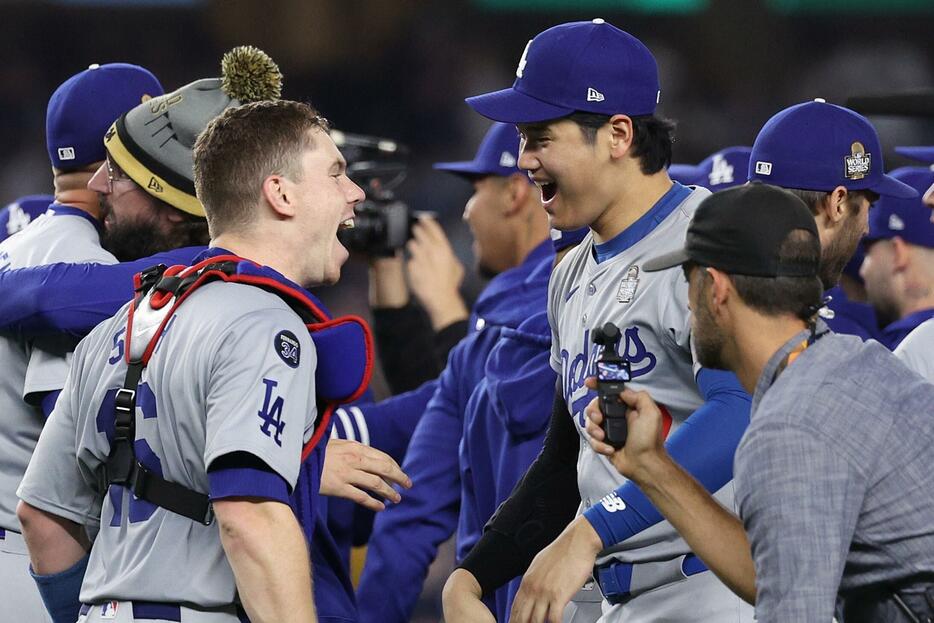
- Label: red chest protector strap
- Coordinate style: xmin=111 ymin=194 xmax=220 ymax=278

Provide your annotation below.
xmin=104 ymin=255 xmax=374 ymax=525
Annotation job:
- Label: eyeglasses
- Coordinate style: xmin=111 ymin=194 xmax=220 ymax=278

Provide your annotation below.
xmin=105 ymin=156 xmax=135 ymax=192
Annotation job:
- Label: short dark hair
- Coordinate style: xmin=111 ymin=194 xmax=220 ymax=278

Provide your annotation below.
xmin=785 ymin=187 xmax=879 ymax=216
xmin=193 ymin=99 xmax=331 ymax=236
xmin=689 ymin=229 xmax=823 ymax=321
xmin=565 ymin=112 xmax=675 ymax=175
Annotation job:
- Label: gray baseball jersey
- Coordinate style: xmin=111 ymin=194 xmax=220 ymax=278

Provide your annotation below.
xmin=550 ymin=184 xmax=751 ymax=620
xmin=895 ymin=317 xmax=934 ymax=383
xmin=0 ymin=206 xmax=114 ymax=622
xmin=0 ymin=206 xmax=116 ymax=532
xmin=18 ymin=279 xmax=317 ymax=607
xmin=549 ymin=184 xmax=740 ymax=550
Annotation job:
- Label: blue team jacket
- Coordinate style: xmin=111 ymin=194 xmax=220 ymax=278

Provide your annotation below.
xmin=356 ymin=240 xmax=554 ymax=623
xmin=457 ymin=256 xmax=555 ymax=622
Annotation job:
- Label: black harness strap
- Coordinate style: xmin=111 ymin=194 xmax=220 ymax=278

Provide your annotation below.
xmin=104 ymin=264 xmax=214 ymax=526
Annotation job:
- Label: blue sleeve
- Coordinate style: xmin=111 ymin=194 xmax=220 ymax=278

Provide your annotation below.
xmin=0 ymin=246 xmax=204 ymax=338
xmin=40 ymin=390 xmax=62 ymax=420
xmin=583 ymin=368 xmax=751 ymax=548
xmin=356 ymin=341 xmax=472 ymax=623
xmin=30 ymin=552 xmax=89 ymax=623
xmin=331 ymin=380 xmax=436 ymax=463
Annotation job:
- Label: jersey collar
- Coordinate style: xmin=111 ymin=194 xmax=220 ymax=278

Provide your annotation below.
xmin=882 ymin=308 xmax=934 ymax=348
xmin=48 ymin=203 xmax=102 ymax=234
xmin=194 ymin=246 xmax=318 ymax=303
xmin=593 ymin=182 xmax=692 ymax=264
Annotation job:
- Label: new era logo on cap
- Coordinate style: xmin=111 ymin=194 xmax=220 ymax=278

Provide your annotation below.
xmin=755 ymin=161 xmax=773 ymax=176
xmin=587 ymin=88 xmax=605 ymax=103
xmin=57 ymin=147 xmax=75 ymax=161
xmin=889 ymin=213 xmax=905 ymax=231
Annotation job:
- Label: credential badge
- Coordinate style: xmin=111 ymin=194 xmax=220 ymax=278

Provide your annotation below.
xmin=617 ymin=265 xmax=640 ymax=304
xmin=844 ymin=141 xmax=871 ymax=180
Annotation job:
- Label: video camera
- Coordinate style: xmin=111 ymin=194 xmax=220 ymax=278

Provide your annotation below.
xmin=332 ymin=130 xmax=425 ymax=257
xmin=592 ymin=322 xmax=631 ymax=449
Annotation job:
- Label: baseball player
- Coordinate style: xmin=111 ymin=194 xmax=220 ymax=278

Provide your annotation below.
xmin=0 ymin=195 xmax=54 ymax=243
xmin=0 ymin=62 xmax=162 ymax=623
xmin=445 ymin=20 xmax=756 ymax=623
xmin=892 ymin=146 xmax=934 ymax=379
xmin=859 ymin=166 xmax=934 ymax=349
xmin=16 ymin=51 xmax=368 ymax=623
xmin=667 ymin=146 xmax=752 ymax=192
xmin=742 ymin=100 xmax=918 ymax=343
xmin=356 ymin=121 xmax=559 ymax=623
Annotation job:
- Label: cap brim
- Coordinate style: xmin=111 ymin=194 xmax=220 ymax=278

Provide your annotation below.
xmin=667 ymin=164 xmax=703 ymax=186
xmin=643 ymin=248 xmax=690 ymax=272
xmin=895 ymin=146 xmax=934 ymax=165
xmin=465 ymin=87 xmax=574 ymax=124
xmin=869 ymin=173 xmax=919 ymax=200
xmin=432 ymin=160 xmax=489 ymax=177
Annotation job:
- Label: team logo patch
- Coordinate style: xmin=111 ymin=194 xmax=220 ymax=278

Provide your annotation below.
xmin=844 ymin=141 xmax=871 ymax=180
xmin=275 ymin=330 xmax=301 ymax=368
xmin=57 ymin=147 xmax=76 ymax=161
xmin=616 ymin=265 xmax=640 ymax=304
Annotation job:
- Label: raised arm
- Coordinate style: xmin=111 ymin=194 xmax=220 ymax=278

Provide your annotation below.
xmin=0 ymin=246 xmax=204 ymax=338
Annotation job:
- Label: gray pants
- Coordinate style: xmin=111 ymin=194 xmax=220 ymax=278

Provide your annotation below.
xmin=78 ymin=602 xmax=247 ymax=623
xmin=596 ymin=570 xmax=754 ymax=623
xmin=0 ymin=529 xmax=51 ymax=623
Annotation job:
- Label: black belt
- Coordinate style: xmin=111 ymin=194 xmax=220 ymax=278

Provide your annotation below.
xmin=79 ymin=601 xmax=249 ymax=622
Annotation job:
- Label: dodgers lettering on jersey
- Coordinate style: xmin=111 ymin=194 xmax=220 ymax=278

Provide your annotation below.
xmin=0 ymin=207 xmax=116 ymax=533
xmin=18 ymin=281 xmax=317 ymax=607
xmin=548 ymin=186 xmax=737 ymax=564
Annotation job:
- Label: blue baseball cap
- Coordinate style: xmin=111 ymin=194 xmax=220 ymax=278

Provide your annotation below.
xmin=465 ymin=19 xmax=659 ymax=124
xmin=0 ymin=194 xmax=54 ymax=241
xmin=866 ymin=166 xmax=934 ymax=248
xmin=46 ymin=63 xmax=163 ymax=170
xmin=668 ymin=146 xmax=752 ymax=191
xmin=895 ymin=146 xmax=934 ymax=166
xmin=433 ymin=122 xmax=522 ymax=178
xmin=748 ymin=100 xmax=916 ymax=200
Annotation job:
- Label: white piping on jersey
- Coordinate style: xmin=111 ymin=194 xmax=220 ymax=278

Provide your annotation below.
xmin=335 ymin=407 xmax=356 ymax=443
xmin=349 ymin=406 xmax=370 ymax=447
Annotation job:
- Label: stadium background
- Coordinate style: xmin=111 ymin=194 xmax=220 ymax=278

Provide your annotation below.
xmin=1 ymin=0 xmax=932 ymax=619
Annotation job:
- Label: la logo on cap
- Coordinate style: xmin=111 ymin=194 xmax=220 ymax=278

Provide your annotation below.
xmin=709 ymin=154 xmax=734 ymax=185
xmin=499 ymin=151 xmax=517 ymax=167
xmin=516 ymin=40 xmax=532 ymax=78
xmin=844 ymin=141 xmax=871 ymax=180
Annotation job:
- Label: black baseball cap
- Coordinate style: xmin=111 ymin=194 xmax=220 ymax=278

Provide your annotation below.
xmin=643 ymin=182 xmax=820 ymax=277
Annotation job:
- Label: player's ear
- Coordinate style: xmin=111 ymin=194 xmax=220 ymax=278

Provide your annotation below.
xmin=607 ymin=114 xmax=635 ymax=160
xmin=706 ymin=267 xmax=733 ymax=314
xmin=262 ymin=174 xmax=296 ymax=218
xmin=891 ymin=236 xmax=911 ymax=271
xmin=822 ymin=186 xmax=850 ymax=225
xmin=504 ymin=172 xmax=532 ymax=216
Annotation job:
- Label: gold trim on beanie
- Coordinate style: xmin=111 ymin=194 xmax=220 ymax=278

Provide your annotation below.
xmin=104 ymin=122 xmax=205 ymax=217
